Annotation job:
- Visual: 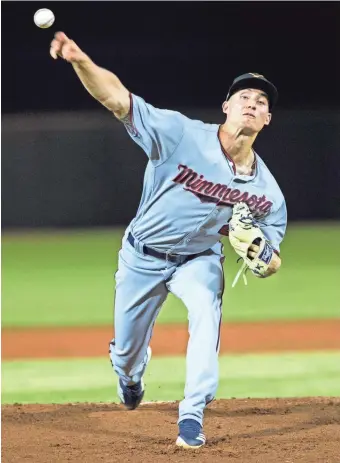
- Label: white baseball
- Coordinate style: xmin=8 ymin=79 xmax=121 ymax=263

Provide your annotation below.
xmin=34 ymin=8 xmax=55 ymax=29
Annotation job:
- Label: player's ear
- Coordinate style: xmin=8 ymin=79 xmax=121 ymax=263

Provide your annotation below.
xmin=264 ymin=112 xmax=272 ymax=126
xmin=222 ymin=100 xmax=229 ymax=116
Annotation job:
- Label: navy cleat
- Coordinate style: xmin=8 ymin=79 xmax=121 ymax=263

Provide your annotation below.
xmin=176 ymin=419 xmax=206 ymax=449
xmin=117 ymin=346 xmax=152 ymax=410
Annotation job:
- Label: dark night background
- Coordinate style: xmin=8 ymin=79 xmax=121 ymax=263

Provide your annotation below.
xmin=2 ymin=1 xmax=340 ymax=227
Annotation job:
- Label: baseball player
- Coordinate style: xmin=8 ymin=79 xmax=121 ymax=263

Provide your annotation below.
xmin=50 ymin=32 xmax=287 ymax=449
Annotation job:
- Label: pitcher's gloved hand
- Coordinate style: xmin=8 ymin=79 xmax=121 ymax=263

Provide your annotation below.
xmin=229 ymin=202 xmax=275 ymax=279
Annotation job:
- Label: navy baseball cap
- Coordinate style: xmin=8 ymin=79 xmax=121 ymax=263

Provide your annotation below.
xmin=226 ymin=73 xmax=278 ymax=110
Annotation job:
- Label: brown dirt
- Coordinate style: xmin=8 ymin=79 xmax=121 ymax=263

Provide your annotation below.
xmin=3 ymin=321 xmax=340 ymax=461
xmin=2 ymin=319 xmax=340 ymax=360
xmin=2 ymin=398 xmax=340 ymax=462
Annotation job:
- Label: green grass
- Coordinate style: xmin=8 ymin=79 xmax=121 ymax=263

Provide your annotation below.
xmin=2 ymin=352 xmax=340 ymax=404
xmin=2 ymin=224 xmax=340 ymax=328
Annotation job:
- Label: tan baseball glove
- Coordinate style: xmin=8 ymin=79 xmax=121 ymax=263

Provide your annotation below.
xmin=229 ymin=202 xmax=275 ymax=286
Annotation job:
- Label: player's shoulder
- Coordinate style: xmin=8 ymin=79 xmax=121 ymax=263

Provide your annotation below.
xmin=132 ymin=94 xmax=219 ymax=130
xmin=150 ymin=104 xmax=218 ymax=132
xmin=187 ymin=120 xmax=219 ymax=132
xmin=157 ymin=107 xmax=220 ymax=135
xmin=180 ymin=115 xmax=219 ymax=133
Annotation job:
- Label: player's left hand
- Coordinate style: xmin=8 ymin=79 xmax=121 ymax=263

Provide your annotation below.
xmin=229 ymin=202 xmax=275 ymax=278
xmin=228 ymin=202 xmax=264 ymax=260
xmin=247 ymin=243 xmax=260 ymax=259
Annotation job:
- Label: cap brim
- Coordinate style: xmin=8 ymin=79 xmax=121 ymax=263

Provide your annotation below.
xmin=227 ymin=77 xmax=278 ymax=110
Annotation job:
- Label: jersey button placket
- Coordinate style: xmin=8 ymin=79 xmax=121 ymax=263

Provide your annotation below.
xmin=210 ymin=207 xmax=219 ymax=220
xmin=198 ymin=207 xmax=219 ymax=234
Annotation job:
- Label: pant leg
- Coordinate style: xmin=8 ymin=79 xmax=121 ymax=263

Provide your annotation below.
xmin=109 ymin=241 xmax=169 ymax=385
xmin=167 ymin=250 xmax=224 ymax=426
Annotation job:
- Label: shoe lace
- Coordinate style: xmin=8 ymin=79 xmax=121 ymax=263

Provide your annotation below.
xmin=124 ymin=382 xmax=142 ymax=397
xmin=179 ymin=419 xmax=202 ymax=437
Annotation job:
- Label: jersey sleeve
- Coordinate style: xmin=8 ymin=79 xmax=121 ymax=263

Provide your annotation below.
xmin=259 ymin=200 xmax=287 ymax=254
xmin=121 ymin=93 xmax=186 ymax=165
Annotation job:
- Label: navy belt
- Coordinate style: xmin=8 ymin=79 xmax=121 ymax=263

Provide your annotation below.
xmin=127 ymin=232 xmax=195 ymax=264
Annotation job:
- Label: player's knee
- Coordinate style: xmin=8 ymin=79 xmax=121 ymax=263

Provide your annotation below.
xmin=185 ymin=288 xmax=220 ymax=315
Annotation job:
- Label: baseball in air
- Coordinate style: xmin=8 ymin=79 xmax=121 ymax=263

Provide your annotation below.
xmin=34 ymin=8 xmax=55 ymax=28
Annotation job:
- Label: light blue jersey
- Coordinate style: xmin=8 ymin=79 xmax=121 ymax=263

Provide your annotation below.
xmin=109 ymin=93 xmax=287 ymax=430
xmin=124 ymin=94 xmax=287 ymax=254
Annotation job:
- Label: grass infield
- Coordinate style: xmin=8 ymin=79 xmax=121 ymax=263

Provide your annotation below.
xmin=2 ymin=224 xmax=340 ymax=327
xmin=2 ymin=351 xmax=340 ymax=404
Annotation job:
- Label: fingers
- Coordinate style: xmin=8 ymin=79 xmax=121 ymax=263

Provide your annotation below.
xmin=54 ymin=31 xmax=70 ymax=42
xmin=249 ymin=244 xmax=260 ymax=253
xmin=247 ymin=244 xmax=259 ymax=260
xmin=49 ymin=32 xmax=74 ymax=60
xmin=50 ymin=38 xmax=61 ymax=59
xmin=61 ymin=43 xmax=78 ymax=62
xmin=50 ymin=47 xmax=57 ymax=59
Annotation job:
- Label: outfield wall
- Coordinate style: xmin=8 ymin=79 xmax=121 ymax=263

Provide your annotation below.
xmin=2 ymin=108 xmax=339 ymax=228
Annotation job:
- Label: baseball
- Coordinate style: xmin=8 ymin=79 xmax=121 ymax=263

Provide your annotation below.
xmin=34 ymin=8 xmax=55 ymax=29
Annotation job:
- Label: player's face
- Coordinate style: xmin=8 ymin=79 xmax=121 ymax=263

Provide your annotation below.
xmin=223 ymin=88 xmax=272 ymax=134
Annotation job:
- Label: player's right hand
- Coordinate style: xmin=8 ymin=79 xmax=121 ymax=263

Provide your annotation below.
xmin=50 ymin=32 xmax=87 ymax=63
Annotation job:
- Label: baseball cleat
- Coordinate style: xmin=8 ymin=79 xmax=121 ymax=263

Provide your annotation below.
xmin=176 ymin=419 xmax=206 ymax=449
xmin=117 ymin=346 xmax=152 ymax=410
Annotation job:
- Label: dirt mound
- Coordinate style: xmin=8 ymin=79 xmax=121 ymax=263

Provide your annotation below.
xmin=2 ymin=398 xmax=340 ymax=462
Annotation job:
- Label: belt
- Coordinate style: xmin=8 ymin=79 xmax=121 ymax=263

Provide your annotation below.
xmin=127 ymin=232 xmax=195 ymax=264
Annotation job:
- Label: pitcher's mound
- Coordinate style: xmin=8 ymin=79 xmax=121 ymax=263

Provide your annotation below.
xmin=2 ymin=398 xmax=340 ymax=462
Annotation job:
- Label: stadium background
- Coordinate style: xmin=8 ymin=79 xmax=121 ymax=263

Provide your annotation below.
xmin=2 ymin=2 xmax=340 ymax=461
